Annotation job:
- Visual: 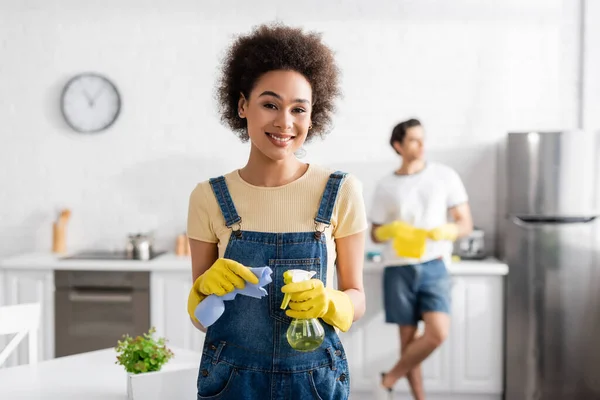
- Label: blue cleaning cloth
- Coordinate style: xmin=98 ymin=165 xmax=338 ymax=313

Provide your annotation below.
xmin=194 ymin=266 xmax=273 ymax=327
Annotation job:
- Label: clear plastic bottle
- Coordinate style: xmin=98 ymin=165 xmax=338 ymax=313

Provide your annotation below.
xmin=280 ymin=269 xmax=325 ymax=352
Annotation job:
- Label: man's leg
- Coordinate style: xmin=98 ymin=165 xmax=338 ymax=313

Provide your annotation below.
xmin=399 ymin=325 xmax=425 ymax=400
xmin=383 ymin=312 xmax=449 ymax=388
xmin=383 ymin=258 xmax=452 ymax=389
xmin=378 ymin=265 xmax=418 ymax=395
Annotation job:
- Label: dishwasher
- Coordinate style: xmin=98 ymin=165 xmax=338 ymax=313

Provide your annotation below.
xmin=54 ymin=270 xmax=150 ymax=357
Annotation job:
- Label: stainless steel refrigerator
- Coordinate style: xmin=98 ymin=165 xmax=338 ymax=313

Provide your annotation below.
xmin=503 ymin=130 xmax=600 ymax=400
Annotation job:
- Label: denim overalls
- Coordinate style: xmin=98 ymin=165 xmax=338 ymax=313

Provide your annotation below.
xmin=196 ymin=172 xmax=351 ymax=400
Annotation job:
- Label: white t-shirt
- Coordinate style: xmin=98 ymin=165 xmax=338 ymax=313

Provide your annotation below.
xmin=369 ymin=162 xmax=468 ymax=266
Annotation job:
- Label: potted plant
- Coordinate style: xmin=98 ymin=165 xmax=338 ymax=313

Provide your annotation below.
xmin=115 ymin=327 xmax=174 ymax=400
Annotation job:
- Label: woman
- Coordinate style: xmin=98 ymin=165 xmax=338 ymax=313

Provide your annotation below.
xmin=186 ymin=23 xmax=367 ymax=400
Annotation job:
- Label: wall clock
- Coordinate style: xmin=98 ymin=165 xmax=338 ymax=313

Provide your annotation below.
xmin=60 ymin=72 xmax=121 ymax=133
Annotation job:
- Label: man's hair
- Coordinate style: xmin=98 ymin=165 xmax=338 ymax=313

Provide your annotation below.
xmin=390 ymin=118 xmax=422 ymax=150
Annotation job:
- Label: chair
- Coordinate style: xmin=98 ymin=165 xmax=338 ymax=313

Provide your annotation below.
xmin=0 ymin=303 xmax=41 ymax=367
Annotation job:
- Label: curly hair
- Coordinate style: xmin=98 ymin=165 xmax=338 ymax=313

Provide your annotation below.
xmin=216 ymin=23 xmax=341 ymax=142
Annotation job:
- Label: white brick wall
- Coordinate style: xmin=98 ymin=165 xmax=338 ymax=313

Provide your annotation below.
xmin=0 ymin=0 xmax=581 ymax=257
xmin=584 ymin=0 xmax=600 ymax=131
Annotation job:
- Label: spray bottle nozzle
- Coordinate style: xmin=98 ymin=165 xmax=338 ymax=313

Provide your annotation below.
xmin=280 ymin=269 xmax=317 ymax=310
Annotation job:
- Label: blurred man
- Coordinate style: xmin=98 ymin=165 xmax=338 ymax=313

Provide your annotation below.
xmin=371 ymin=118 xmax=473 ymax=400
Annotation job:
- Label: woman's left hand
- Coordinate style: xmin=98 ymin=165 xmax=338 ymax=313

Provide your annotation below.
xmin=281 ymin=279 xmax=354 ymax=332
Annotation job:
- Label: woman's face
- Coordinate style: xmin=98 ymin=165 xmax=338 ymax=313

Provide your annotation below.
xmin=238 ymin=70 xmax=313 ymax=162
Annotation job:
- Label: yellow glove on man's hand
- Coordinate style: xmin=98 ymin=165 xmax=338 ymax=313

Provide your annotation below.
xmin=376 ymin=221 xmax=428 ymax=259
xmin=427 ymin=223 xmax=459 ymax=241
xmin=374 ymin=221 xmax=415 ymax=242
xmin=187 ymin=258 xmax=259 ymax=323
xmin=281 ymin=279 xmax=354 ymax=332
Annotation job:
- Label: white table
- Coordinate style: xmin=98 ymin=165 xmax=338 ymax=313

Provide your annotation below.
xmin=0 ymin=346 xmax=202 ymax=400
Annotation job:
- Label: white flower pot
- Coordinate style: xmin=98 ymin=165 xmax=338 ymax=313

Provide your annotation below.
xmin=126 ymin=363 xmax=198 ymax=400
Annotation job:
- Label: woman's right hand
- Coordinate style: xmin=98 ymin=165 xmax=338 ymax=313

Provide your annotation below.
xmin=187 ymin=258 xmax=258 ymax=323
xmin=194 ymin=258 xmax=259 ymax=296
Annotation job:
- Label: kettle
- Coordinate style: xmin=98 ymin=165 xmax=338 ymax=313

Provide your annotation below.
xmin=454 ymin=227 xmax=486 ymax=260
xmin=126 ymin=233 xmax=154 ymax=260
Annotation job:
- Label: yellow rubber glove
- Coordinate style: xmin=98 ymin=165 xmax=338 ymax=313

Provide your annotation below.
xmin=187 ymin=258 xmax=259 ymax=323
xmin=281 ymin=279 xmax=354 ymax=332
xmin=374 ymin=221 xmax=414 ymax=242
xmin=427 ymin=223 xmax=459 ymax=241
xmin=392 ymin=233 xmax=427 ymax=259
xmin=375 ymin=221 xmax=428 ymax=259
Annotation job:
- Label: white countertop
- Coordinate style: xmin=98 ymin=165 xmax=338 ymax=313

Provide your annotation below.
xmin=0 ymin=346 xmax=202 ymax=400
xmin=0 ymin=252 xmax=192 ymax=271
xmin=0 ymin=252 xmax=508 ymax=275
xmin=364 ymin=257 xmax=508 ymax=275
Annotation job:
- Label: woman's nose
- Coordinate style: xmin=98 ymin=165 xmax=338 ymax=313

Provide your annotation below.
xmin=274 ymin=110 xmax=293 ymax=130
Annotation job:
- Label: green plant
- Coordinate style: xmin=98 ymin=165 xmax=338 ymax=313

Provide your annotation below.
xmin=115 ymin=327 xmax=174 ymax=374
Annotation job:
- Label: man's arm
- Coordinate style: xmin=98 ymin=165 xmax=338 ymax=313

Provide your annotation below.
xmin=449 ymin=203 xmax=473 ymax=239
xmin=369 ymin=181 xmax=391 ymax=244
xmin=370 ymin=223 xmax=384 ymax=243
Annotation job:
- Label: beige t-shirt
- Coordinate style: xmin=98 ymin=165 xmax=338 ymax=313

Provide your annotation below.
xmin=187 ymin=164 xmax=367 ymax=286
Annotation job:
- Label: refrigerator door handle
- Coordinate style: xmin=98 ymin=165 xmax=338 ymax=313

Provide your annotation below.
xmin=510 ymin=215 xmax=597 ymax=228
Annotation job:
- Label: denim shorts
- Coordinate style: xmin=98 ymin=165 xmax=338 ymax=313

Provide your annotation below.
xmin=383 ymin=258 xmax=451 ymax=326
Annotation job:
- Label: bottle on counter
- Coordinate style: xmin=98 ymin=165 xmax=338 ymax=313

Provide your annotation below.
xmin=52 ymin=209 xmax=71 ymax=254
xmin=175 ymin=233 xmax=190 ymax=257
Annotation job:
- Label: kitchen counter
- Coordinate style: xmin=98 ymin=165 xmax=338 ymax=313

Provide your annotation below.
xmin=0 ymin=253 xmax=507 ymax=398
xmin=0 ymin=252 xmax=192 ymax=271
xmin=364 ymin=257 xmax=508 ymax=275
xmin=0 ymin=252 xmax=508 ymax=275
xmin=0 ymin=346 xmax=201 ymax=400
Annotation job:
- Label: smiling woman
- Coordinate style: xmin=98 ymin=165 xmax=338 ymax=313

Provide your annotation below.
xmin=216 ymin=24 xmax=340 ymax=143
xmin=238 ymin=70 xmax=313 ymax=162
xmin=185 ymin=23 xmax=368 ymax=400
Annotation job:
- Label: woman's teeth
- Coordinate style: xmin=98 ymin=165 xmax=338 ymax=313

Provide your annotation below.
xmin=268 ymin=133 xmax=292 ymax=142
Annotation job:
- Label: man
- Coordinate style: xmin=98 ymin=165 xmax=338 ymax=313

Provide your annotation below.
xmin=371 ymin=118 xmax=473 ymax=400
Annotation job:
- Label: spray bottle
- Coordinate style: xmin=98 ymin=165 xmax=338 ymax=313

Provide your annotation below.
xmin=280 ymin=269 xmax=325 ymax=352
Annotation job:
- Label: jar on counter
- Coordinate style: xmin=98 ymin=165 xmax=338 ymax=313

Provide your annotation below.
xmin=365 ymin=251 xmax=382 ymax=263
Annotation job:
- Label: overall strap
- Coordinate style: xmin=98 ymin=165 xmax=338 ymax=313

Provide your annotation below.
xmin=314 ymin=171 xmax=347 ymax=238
xmin=209 ymin=176 xmax=242 ymax=234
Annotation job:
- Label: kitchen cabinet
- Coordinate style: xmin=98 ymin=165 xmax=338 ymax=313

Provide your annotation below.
xmin=151 ymin=271 xmax=205 ymax=353
xmin=0 ymin=270 xmax=4 ymax=306
xmin=340 ymin=271 xmax=504 ymax=400
xmin=450 ymin=276 xmax=503 ymax=394
xmin=0 ymin=269 xmax=4 ymax=366
xmin=0 ymin=266 xmax=205 ymax=368
xmin=2 ymin=269 xmax=54 ymax=367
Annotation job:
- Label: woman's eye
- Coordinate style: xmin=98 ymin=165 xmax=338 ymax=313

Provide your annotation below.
xmin=263 ymin=103 xmax=277 ymax=110
xmin=293 ymin=108 xmax=306 ymax=114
